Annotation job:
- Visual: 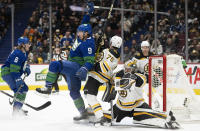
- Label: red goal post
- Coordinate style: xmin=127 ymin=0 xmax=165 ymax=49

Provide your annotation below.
xmin=148 ymin=55 xmax=167 ymax=111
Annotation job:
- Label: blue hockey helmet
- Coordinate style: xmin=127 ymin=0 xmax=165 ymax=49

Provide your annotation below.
xmin=77 ymin=24 xmax=92 ymax=35
xmin=17 ymin=37 xmax=29 ymax=45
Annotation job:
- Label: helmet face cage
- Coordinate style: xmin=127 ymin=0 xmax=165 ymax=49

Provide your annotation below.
xmin=125 ymin=64 xmax=137 ymax=74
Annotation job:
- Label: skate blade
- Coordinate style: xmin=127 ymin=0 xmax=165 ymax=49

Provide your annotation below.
xmin=51 ymin=91 xmax=59 ymax=95
xmin=34 ymin=91 xmax=50 ymax=98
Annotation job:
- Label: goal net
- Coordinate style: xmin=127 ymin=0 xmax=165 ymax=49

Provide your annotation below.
xmin=148 ymin=54 xmax=200 ymax=121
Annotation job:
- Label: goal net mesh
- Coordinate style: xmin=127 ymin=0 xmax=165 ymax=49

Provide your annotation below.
xmin=149 ymin=54 xmax=200 ymax=121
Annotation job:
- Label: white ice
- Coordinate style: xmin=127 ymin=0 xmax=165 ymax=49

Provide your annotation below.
xmin=0 ymin=91 xmax=200 ymax=131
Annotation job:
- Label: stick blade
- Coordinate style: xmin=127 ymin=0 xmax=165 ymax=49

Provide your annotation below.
xmin=35 ymin=101 xmax=51 ymax=111
xmin=25 ymin=101 xmax=51 ymax=111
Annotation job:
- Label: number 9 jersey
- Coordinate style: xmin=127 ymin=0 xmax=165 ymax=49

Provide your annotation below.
xmin=89 ymin=48 xmax=120 ymax=83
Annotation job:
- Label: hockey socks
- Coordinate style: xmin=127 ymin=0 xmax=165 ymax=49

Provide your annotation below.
xmin=86 ymin=94 xmax=104 ymax=119
xmin=46 ymin=71 xmax=58 ymax=86
xmin=13 ymin=92 xmax=26 ymax=108
xmin=74 ymin=97 xmax=85 ymax=113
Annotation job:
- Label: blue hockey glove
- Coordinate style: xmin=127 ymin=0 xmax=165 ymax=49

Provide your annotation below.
xmin=15 ymin=78 xmax=24 ymax=88
xmin=76 ymin=67 xmax=88 ymax=81
xmin=87 ymin=2 xmax=94 ymax=15
xmin=24 ymin=64 xmax=31 ymax=76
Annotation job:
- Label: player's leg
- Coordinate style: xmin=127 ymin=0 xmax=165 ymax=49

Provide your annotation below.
xmin=52 ymin=74 xmax=59 ymax=93
xmin=2 ymin=74 xmax=28 ymax=116
xmin=84 ymin=77 xmax=111 ymax=125
xmin=36 ymin=61 xmax=62 ymax=94
xmin=133 ymin=102 xmax=180 ymax=129
xmin=68 ymin=74 xmax=88 ymax=120
xmin=112 ymin=104 xmax=133 ymax=122
xmin=13 ymin=83 xmax=28 ymax=116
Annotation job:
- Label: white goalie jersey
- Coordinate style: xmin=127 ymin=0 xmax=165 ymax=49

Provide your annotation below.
xmin=125 ymin=52 xmax=155 ymax=74
xmin=89 ymin=48 xmax=120 ymax=83
xmin=115 ymin=72 xmax=146 ymax=111
xmin=125 ymin=57 xmax=148 ymax=74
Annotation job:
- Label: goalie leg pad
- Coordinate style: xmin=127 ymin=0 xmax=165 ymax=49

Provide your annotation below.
xmin=133 ymin=104 xmax=169 ymax=128
xmin=113 ymin=104 xmax=133 ymax=122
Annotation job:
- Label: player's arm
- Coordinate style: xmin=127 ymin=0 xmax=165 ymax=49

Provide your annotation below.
xmin=81 ymin=2 xmax=94 ymax=24
xmin=134 ymin=73 xmax=146 ymax=88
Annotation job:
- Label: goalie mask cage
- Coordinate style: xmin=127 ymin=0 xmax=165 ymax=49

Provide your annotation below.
xmin=148 ymin=54 xmax=200 ymax=121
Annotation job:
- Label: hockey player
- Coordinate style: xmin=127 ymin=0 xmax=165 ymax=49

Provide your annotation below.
xmin=110 ymin=65 xmax=180 ymax=129
xmin=82 ymin=36 xmax=122 ymax=125
xmin=1 ymin=37 xmax=31 ymax=116
xmin=36 ymin=2 xmax=95 ymax=120
xmin=125 ymin=41 xmax=154 ymax=76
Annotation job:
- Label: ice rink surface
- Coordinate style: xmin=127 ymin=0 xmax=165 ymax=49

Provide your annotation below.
xmin=0 ymin=91 xmax=200 ymax=131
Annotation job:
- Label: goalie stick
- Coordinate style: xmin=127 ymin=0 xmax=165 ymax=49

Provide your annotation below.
xmin=0 ymin=90 xmax=51 ymax=111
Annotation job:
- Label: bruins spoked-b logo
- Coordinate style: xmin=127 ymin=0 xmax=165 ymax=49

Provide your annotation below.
xmin=144 ymin=63 xmax=149 ymax=74
xmin=118 ymin=90 xmax=127 ymax=97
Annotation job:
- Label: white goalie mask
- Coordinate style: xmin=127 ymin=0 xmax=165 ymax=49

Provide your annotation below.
xmin=110 ymin=35 xmax=122 ymax=48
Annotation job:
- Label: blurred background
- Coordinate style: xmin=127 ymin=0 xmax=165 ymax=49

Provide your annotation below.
xmin=0 ymin=0 xmax=199 ymax=64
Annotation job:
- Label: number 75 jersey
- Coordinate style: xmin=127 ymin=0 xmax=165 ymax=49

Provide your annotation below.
xmin=89 ymin=48 xmax=120 ymax=83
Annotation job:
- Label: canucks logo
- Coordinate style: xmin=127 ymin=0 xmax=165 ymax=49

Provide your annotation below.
xmin=72 ymin=39 xmax=81 ymax=51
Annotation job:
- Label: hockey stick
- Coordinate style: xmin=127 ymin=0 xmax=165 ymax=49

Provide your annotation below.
xmin=0 ymin=90 xmax=51 ymax=111
xmin=110 ymin=100 xmax=114 ymax=126
xmin=95 ymin=0 xmax=116 ymax=60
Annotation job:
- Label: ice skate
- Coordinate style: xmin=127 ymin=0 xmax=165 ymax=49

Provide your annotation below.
xmin=94 ymin=116 xmax=111 ymax=126
xmin=73 ymin=109 xmax=89 ymax=121
xmin=36 ymin=87 xmax=52 ymax=95
xmin=51 ymin=90 xmax=59 ymax=95
xmin=12 ymin=108 xmax=28 ymax=117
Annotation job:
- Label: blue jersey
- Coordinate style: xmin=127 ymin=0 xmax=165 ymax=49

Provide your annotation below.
xmin=68 ymin=37 xmax=95 ymax=70
xmin=1 ymin=49 xmax=28 ymax=80
xmin=67 ymin=14 xmax=95 ymax=70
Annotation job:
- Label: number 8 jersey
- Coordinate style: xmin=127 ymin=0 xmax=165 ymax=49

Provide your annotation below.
xmin=89 ymin=48 xmax=120 ymax=83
